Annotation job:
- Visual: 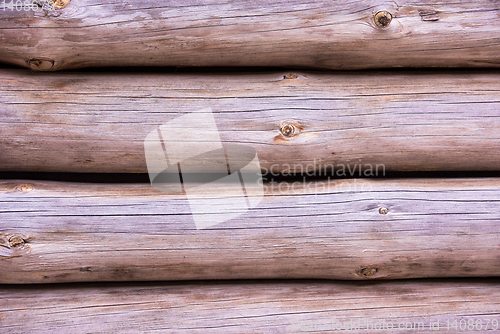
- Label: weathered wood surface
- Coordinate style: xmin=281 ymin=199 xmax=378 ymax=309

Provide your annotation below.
xmin=1 ymin=178 xmax=500 ymax=283
xmin=2 ymin=69 xmax=500 ymax=173
xmin=1 ymin=279 xmax=499 ymax=333
xmin=1 ymin=0 xmax=499 ymax=71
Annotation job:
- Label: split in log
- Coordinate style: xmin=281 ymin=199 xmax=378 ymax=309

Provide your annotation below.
xmin=1 ymin=69 xmax=500 ymax=173
xmin=1 ymin=178 xmax=500 ymax=283
xmin=1 ymin=0 xmax=500 ymax=70
xmin=0 ymin=279 xmax=499 ymax=333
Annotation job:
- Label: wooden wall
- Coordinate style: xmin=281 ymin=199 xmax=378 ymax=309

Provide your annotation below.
xmin=1 ymin=69 xmax=499 ymax=173
xmin=2 ymin=279 xmax=499 ymax=333
xmin=2 ymin=178 xmax=499 ymax=283
xmin=1 ymin=0 xmax=499 ymax=332
xmin=1 ymin=0 xmax=499 ymax=71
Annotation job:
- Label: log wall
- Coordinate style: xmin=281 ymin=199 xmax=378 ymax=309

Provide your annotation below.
xmin=1 ymin=280 xmax=499 ymax=333
xmin=1 ymin=178 xmax=499 ymax=283
xmin=1 ymin=69 xmax=500 ymax=173
xmin=1 ymin=0 xmax=499 ymax=71
xmin=2 ymin=2 xmax=500 ymax=329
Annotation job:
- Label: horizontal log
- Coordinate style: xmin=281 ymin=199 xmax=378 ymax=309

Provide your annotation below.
xmin=1 ymin=69 xmax=500 ymax=173
xmin=1 ymin=0 xmax=499 ymax=71
xmin=1 ymin=279 xmax=499 ymax=333
xmin=1 ymin=178 xmax=500 ymax=283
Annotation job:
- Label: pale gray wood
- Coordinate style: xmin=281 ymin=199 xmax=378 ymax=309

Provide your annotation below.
xmin=1 ymin=178 xmax=500 ymax=283
xmin=1 ymin=0 xmax=499 ymax=70
xmin=1 ymin=279 xmax=499 ymax=333
xmin=1 ymin=69 xmax=500 ymax=173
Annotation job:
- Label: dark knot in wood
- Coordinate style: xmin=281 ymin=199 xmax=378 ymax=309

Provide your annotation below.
xmin=357 ymin=265 xmax=379 ymax=277
xmin=15 ymin=184 xmax=33 ymax=192
xmin=280 ymin=123 xmax=296 ymax=137
xmin=374 ymin=11 xmax=392 ymax=28
xmin=50 ymin=0 xmax=70 ymax=9
xmin=8 ymin=236 xmax=25 ymax=248
xmin=27 ymin=58 xmax=55 ymax=71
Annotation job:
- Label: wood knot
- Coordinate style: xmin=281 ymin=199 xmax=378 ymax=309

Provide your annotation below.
xmin=49 ymin=0 xmax=70 ymax=8
xmin=280 ymin=122 xmax=297 ymax=137
xmin=27 ymin=58 xmax=55 ymax=71
xmin=0 ymin=234 xmax=31 ymax=257
xmin=356 ymin=265 xmax=379 ymax=277
xmin=374 ymin=11 xmax=392 ymax=28
xmin=283 ymin=73 xmax=298 ymax=80
xmin=15 ymin=184 xmax=33 ymax=192
xmin=8 ymin=236 xmax=25 ymax=248
xmin=379 ymin=207 xmax=389 ymax=214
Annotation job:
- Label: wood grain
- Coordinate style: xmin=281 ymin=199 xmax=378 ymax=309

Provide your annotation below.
xmin=1 ymin=69 xmax=500 ymax=173
xmin=1 ymin=0 xmax=499 ymax=71
xmin=1 ymin=178 xmax=500 ymax=283
xmin=1 ymin=279 xmax=499 ymax=333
